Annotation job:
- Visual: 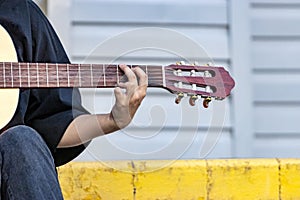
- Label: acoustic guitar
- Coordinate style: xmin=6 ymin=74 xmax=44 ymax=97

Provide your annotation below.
xmin=0 ymin=25 xmax=235 ymax=130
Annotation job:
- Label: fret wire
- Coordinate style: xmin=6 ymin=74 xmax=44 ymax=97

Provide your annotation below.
xmin=36 ymin=63 xmax=39 ymax=87
xmin=117 ymin=65 xmax=119 ymax=84
xmin=18 ymin=62 xmax=21 ymax=87
xmin=162 ymin=65 xmax=166 ymax=87
xmin=27 ymin=63 xmax=30 ymax=88
xmin=103 ymin=64 xmax=106 ymax=87
xmin=10 ymin=62 xmax=13 ymax=87
xmin=79 ymin=64 xmax=81 ymax=87
xmin=56 ymin=63 xmax=59 ymax=87
xmin=46 ymin=63 xmax=49 ymax=87
xmin=67 ymin=64 xmax=70 ymax=87
xmin=3 ymin=62 xmax=5 ymax=87
xmin=90 ymin=64 xmax=93 ymax=87
xmin=146 ymin=65 xmax=148 ymax=75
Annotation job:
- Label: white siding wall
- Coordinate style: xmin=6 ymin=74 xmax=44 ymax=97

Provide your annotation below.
xmin=46 ymin=0 xmax=300 ymax=161
xmin=251 ymin=0 xmax=300 ymax=157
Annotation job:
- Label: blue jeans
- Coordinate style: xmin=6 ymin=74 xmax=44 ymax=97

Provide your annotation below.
xmin=0 ymin=125 xmax=63 ymax=200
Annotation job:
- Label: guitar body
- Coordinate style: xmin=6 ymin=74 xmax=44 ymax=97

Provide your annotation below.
xmin=0 ymin=25 xmax=19 ymax=129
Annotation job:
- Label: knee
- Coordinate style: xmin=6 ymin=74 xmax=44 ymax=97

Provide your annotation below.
xmin=1 ymin=125 xmax=41 ymax=144
xmin=0 ymin=125 xmax=47 ymax=155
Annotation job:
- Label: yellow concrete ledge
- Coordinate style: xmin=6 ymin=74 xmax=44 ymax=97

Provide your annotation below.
xmin=57 ymin=159 xmax=300 ymax=200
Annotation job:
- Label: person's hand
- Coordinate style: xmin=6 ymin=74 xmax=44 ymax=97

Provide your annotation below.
xmin=110 ymin=64 xmax=148 ymax=129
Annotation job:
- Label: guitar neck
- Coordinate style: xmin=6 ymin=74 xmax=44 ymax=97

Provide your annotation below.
xmin=0 ymin=62 xmax=164 ymax=88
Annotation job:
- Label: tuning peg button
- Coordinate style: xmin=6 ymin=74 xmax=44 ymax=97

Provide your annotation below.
xmin=175 ymin=93 xmax=184 ymax=104
xmin=189 ymin=95 xmax=198 ymax=106
xmin=176 ymin=61 xmax=186 ymax=65
xmin=203 ymin=97 xmax=212 ymax=108
xmin=206 ymin=62 xmax=212 ymax=66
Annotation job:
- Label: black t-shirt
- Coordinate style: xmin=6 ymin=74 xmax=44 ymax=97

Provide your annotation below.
xmin=0 ymin=0 xmax=90 ymax=166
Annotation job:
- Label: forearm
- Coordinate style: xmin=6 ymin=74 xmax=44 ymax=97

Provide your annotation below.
xmin=57 ymin=113 xmax=119 ymax=148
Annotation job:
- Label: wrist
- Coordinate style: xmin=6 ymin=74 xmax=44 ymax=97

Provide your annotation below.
xmin=108 ymin=112 xmax=120 ymax=132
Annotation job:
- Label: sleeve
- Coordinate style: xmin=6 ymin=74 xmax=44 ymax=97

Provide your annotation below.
xmin=0 ymin=0 xmax=90 ymax=166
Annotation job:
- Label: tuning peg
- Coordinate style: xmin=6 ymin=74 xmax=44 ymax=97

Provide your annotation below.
xmin=206 ymin=62 xmax=212 ymax=66
xmin=203 ymin=97 xmax=212 ymax=108
xmin=189 ymin=95 xmax=198 ymax=106
xmin=175 ymin=93 xmax=184 ymax=104
xmin=176 ymin=61 xmax=186 ymax=65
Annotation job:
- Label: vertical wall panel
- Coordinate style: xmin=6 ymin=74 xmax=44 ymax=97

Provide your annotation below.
xmin=229 ymin=0 xmax=254 ymax=157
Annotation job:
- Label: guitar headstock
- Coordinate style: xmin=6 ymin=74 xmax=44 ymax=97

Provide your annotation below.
xmin=163 ymin=62 xmax=235 ymax=108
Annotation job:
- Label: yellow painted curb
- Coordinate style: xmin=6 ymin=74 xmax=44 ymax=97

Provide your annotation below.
xmin=57 ymin=159 xmax=300 ymax=200
xmin=280 ymin=159 xmax=300 ymax=199
xmin=207 ymin=159 xmax=278 ymax=200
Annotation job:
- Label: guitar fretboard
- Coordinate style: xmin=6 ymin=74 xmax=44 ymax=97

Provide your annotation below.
xmin=0 ymin=62 xmax=164 ymax=88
